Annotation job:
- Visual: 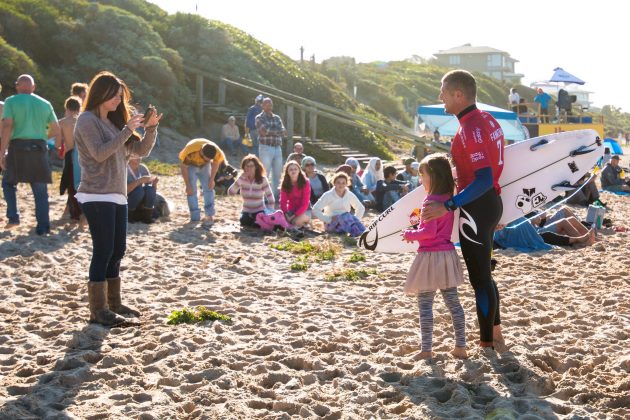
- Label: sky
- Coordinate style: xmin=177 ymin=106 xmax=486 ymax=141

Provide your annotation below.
xmin=149 ymin=0 xmax=627 ymax=111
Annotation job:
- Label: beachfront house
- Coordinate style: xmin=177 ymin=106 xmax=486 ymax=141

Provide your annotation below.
xmin=433 ymin=44 xmax=523 ymax=84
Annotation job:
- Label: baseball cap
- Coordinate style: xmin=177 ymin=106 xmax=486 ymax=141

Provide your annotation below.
xmin=411 ymin=162 xmax=420 ymax=170
xmin=255 ymin=94 xmax=264 ymax=102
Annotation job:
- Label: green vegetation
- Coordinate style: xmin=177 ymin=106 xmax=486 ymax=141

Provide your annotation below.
xmin=167 ymin=306 xmax=232 ymax=325
xmin=325 ymin=268 xmax=377 ymax=282
xmin=144 ymin=160 xmax=180 ymax=176
xmin=270 ymin=240 xmax=340 ymax=261
xmin=290 ymin=257 xmax=309 ymax=272
xmin=348 ymin=252 xmax=366 ymax=263
xmin=2 ymin=0 xmax=626 ymax=157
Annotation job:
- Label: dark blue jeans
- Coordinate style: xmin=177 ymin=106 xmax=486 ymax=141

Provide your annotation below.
xmin=81 ymin=202 xmax=127 ymax=282
xmin=128 ymin=185 xmax=157 ymax=211
xmin=2 ymin=178 xmax=50 ymax=234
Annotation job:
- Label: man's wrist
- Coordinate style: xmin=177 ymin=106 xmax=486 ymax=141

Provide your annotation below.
xmin=444 ymin=199 xmax=457 ymax=211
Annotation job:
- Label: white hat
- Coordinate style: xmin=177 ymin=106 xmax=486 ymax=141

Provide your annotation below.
xmin=411 ymin=162 xmax=420 ymax=170
xmin=255 ymin=94 xmax=264 ymax=102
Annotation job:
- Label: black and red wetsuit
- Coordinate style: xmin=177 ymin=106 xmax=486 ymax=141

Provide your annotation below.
xmin=450 ymin=104 xmax=504 ymax=344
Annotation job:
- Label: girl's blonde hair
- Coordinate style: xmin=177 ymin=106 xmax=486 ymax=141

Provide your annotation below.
xmin=419 ymin=153 xmax=454 ymax=195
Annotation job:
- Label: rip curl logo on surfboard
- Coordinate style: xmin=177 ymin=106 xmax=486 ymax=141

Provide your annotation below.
xmin=515 ymin=187 xmax=547 ymax=214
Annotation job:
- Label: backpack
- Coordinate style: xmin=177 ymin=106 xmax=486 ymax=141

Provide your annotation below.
xmin=255 ymin=210 xmax=292 ymax=231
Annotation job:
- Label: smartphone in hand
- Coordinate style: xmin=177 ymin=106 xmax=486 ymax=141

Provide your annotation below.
xmin=143 ymin=106 xmax=156 ymax=124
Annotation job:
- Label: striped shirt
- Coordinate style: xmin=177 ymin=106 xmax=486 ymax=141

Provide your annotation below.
xmin=228 ymin=174 xmax=275 ymax=213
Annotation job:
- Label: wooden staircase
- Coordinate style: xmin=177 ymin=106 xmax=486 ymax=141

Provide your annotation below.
xmin=297 ymin=136 xmax=372 ymax=165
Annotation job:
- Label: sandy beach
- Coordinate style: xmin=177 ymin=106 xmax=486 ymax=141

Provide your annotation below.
xmin=0 ymin=169 xmax=628 ymax=419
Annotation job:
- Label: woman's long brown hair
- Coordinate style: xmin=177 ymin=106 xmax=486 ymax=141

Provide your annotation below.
xmin=280 ymin=161 xmax=307 ymax=193
xmin=240 ymin=154 xmax=266 ymax=184
xmin=82 ymin=71 xmax=140 ymax=142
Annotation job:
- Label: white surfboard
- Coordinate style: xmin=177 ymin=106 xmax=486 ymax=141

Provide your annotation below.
xmin=358 ymin=129 xmax=602 ymax=253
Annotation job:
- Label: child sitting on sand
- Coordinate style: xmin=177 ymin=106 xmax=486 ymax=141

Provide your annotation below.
xmin=402 ymin=153 xmax=467 ymax=360
xmin=312 ymin=172 xmax=366 ymax=237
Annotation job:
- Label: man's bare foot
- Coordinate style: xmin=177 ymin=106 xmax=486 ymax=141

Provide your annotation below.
xmin=451 ymin=347 xmax=468 ymax=359
xmin=412 ymin=351 xmax=433 ymax=361
xmin=4 ymin=222 xmax=19 ymax=230
xmin=588 ymin=229 xmax=596 ymax=245
xmin=493 ymin=325 xmax=509 ymax=353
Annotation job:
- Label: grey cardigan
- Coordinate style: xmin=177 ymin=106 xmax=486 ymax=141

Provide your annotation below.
xmin=74 ymin=111 xmax=157 ymax=196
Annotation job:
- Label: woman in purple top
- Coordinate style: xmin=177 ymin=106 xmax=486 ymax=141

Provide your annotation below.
xmin=402 ymin=153 xmax=467 ymax=360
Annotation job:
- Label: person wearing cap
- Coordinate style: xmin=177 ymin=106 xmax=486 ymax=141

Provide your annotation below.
xmin=374 ymin=165 xmax=410 ymax=212
xmin=344 ymin=158 xmax=369 ymax=203
xmin=397 ymin=157 xmax=420 ymax=190
xmin=178 ymin=138 xmax=226 ymax=223
xmin=302 ymin=156 xmax=329 ymax=204
xmin=601 ymin=155 xmax=630 ymax=192
xmin=244 ymin=94 xmax=263 ymax=156
xmin=221 ymin=115 xmax=243 ymax=157
xmin=534 ymin=88 xmax=553 ymax=123
xmin=256 ymin=98 xmax=287 ymax=199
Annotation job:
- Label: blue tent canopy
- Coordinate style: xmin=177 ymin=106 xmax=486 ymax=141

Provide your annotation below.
xmin=603 ymin=138 xmax=624 ymax=155
xmin=549 ymin=67 xmax=585 ymax=85
xmin=417 ymin=102 xmax=528 ymax=142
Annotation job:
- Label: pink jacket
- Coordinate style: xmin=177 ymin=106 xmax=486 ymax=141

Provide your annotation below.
xmin=279 ymin=182 xmax=311 ymax=216
xmin=403 ymin=194 xmax=455 ymax=252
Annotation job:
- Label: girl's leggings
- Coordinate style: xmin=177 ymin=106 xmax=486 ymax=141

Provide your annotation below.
xmin=418 ymin=287 xmax=466 ymax=352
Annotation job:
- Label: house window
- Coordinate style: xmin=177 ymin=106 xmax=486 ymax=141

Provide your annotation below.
xmin=449 ymin=55 xmax=461 ymax=65
xmin=486 ymin=54 xmax=502 ymax=68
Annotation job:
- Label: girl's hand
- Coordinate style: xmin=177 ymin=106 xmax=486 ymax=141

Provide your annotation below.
xmin=401 ymin=231 xmax=413 ymax=243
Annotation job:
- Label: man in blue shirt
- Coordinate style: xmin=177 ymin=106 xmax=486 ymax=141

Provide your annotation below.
xmin=534 ymin=88 xmax=553 ymax=123
xmin=244 ymin=94 xmax=263 ymax=156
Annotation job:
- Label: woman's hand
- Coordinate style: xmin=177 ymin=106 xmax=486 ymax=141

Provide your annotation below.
xmin=144 ymin=105 xmax=163 ymax=127
xmin=127 ymin=114 xmax=144 ymax=132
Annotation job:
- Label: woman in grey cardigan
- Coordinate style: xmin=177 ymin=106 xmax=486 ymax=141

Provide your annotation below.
xmin=74 ymin=71 xmax=161 ymax=326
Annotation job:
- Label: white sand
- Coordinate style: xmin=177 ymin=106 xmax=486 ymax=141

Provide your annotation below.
xmin=0 ymin=173 xmax=628 ymax=419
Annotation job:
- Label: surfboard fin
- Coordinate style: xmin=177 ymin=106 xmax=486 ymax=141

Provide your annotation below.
xmin=529 ymin=138 xmax=554 ymax=151
xmin=551 ymin=181 xmax=575 ymax=191
xmin=569 ymin=146 xmax=596 ymax=156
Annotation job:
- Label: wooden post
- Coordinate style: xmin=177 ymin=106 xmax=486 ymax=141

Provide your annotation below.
xmin=218 ymin=80 xmax=226 ymax=105
xmin=300 ymin=108 xmax=306 ymax=137
xmin=309 ymin=108 xmax=317 ymax=142
xmin=196 ymin=74 xmax=203 ymax=128
xmin=286 ymin=105 xmax=294 ymax=153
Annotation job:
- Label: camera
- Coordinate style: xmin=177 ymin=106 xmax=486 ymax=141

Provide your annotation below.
xmin=143 ymin=105 xmax=156 ymax=123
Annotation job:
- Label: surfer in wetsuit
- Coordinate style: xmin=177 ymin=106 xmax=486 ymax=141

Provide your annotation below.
xmin=421 ymin=69 xmax=506 ymax=352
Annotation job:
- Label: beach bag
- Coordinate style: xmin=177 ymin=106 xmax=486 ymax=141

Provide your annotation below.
xmin=242 ymin=133 xmax=253 ymax=148
xmin=255 ymin=210 xmax=292 ymax=232
xmin=585 ymin=204 xmax=606 ymax=228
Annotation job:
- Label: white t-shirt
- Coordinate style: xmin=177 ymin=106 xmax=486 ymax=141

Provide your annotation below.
xmin=509 ymin=92 xmax=520 ymax=104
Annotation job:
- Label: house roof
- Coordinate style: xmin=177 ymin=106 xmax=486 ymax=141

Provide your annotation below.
xmin=434 ymin=44 xmax=517 ymax=60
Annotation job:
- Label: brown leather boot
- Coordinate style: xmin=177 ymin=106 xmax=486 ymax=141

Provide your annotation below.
xmin=88 ymin=282 xmax=126 ymax=326
xmin=107 ymin=277 xmax=141 ymax=317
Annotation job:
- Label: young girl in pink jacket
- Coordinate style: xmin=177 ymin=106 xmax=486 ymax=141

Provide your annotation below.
xmin=403 ymin=153 xmax=467 ymax=360
xmin=279 ymin=161 xmax=311 ymax=228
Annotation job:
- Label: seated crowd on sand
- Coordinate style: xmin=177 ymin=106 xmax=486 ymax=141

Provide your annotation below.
xmin=1 ymin=70 xmax=622 ymax=360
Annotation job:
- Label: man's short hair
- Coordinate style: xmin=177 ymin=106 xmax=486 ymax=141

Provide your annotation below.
xmin=611 ymin=155 xmax=621 ymax=160
xmin=383 ymin=165 xmax=397 ymax=178
xmin=71 ymin=82 xmax=88 ymax=96
xmin=201 ymin=143 xmax=217 ymax=159
xmin=403 ymin=157 xmax=415 ymax=166
xmin=442 ymin=69 xmax=477 ymax=101
xmin=64 ymin=96 xmax=81 ymax=112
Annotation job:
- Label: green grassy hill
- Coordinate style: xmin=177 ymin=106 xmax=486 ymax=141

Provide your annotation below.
xmin=1 ymin=0 xmax=626 ymax=159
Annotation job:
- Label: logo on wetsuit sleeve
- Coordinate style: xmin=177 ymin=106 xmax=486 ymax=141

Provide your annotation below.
xmin=515 ymin=187 xmax=547 ymax=214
